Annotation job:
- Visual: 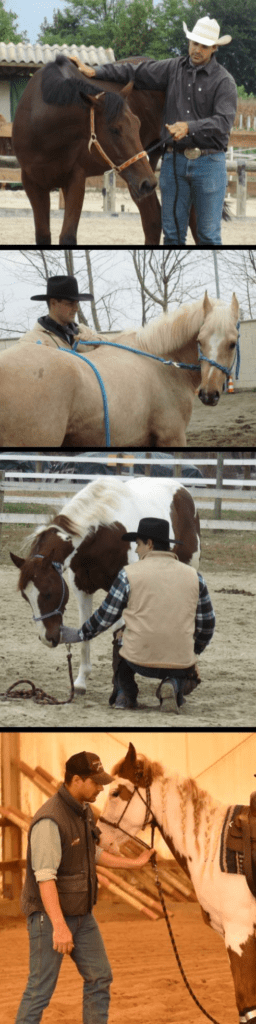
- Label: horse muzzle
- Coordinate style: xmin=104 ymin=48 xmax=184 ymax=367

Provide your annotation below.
xmin=198 ymin=388 xmax=220 ymax=407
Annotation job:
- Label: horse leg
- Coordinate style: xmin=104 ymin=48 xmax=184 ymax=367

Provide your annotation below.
xmin=227 ymin=936 xmax=256 ymax=1022
xmin=59 ymin=167 xmax=86 ymax=245
xmin=21 ymin=170 xmax=51 ymax=244
xmin=68 ymin=571 xmax=92 ymax=692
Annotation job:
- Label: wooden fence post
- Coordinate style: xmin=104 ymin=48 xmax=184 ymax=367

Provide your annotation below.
xmin=0 ymin=470 xmax=5 ymax=550
xmin=214 ymin=453 xmax=224 ymax=519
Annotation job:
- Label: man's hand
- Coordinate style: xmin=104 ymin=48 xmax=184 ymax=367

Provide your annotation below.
xmin=52 ymin=921 xmax=74 ymax=955
xmin=68 ymin=55 xmax=96 ymax=77
xmin=133 ymin=848 xmax=155 ymax=867
xmin=165 ymin=121 xmax=189 ymax=140
xmin=59 ymin=626 xmax=84 ymax=644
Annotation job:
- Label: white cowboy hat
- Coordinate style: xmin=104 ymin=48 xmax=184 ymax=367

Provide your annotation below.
xmin=183 ymin=17 xmax=232 ymax=46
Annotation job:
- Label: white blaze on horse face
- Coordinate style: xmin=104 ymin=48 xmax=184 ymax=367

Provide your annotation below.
xmin=207 ymin=332 xmax=222 ymax=379
xmin=24 ymin=581 xmax=51 ymax=645
xmin=100 ymin=778 xmax=146 ymax=848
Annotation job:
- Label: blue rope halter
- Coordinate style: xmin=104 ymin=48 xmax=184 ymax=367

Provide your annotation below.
xmin=36 ymin=322 xmax=241 ymax=446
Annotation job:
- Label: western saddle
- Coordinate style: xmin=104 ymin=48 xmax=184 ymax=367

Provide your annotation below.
xmin=227 ymin=791 xmax=256 ymax=898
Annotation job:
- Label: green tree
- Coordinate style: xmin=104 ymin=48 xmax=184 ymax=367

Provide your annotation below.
xmin=186 ymin=0 xmax=256 ymax=92
xmin=0 ymin=0 xmax=27 ymax=42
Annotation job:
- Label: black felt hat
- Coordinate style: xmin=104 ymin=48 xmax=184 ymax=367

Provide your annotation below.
xmin=123 ymin=517 xmax=182 ymax=545
xmin=31 ymin=275 xmax=94 ymax=302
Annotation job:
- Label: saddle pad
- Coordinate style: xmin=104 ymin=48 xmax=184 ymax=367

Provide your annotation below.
xmin=220 ymin=804 xmax=245 ymax=875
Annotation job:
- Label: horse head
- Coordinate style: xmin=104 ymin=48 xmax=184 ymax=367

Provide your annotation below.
xmin=10 ymin=549 xmax=69 ymax=648
xmin=197 ymin=291 xmax=239 ymax=406
xmin=99 ymin=743 xmax=163 ymax=849
xmin=85 ymin=85 xmax=157 ymax=201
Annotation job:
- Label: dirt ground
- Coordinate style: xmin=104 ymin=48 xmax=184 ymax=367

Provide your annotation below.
xmin=0 ymin=900 xmax=238 ymax=1024
xmin=0 ymin=188 xmax=256 ymax=244
xmin=187 ymin=390 xmax=256 ymax=447
xmin=0 ymin=534 xmax=255 ymax=728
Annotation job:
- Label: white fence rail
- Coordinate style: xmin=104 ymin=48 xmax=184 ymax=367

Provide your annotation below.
xmin=0 ymin=454 xmax=255 ymax=533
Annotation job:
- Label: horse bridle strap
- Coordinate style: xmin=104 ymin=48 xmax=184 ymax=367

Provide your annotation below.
xmin=31 ymin=556 xmax=66 ymax=622
xmin=99 ymin=784 xmax=155 ymax=850
xmin=88 ymin=103 xmax=149 ymax=173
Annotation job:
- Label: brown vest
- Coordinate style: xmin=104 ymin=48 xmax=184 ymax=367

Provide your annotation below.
xmin=21 ymin=784 xmax=100 ymax=918
xmin=122 ymin=551 xmax=199 ymax=668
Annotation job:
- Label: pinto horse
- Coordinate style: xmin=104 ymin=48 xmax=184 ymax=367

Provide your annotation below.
xmin=10 ymin=476 xmax=200 ymax=693
xmin=100 ymin=742 xmax=256 ymax=1024
xmin=12 ymin=55 xmax=156 ymax=245
xmin=0 ymin=292 xmax=239 ymax=448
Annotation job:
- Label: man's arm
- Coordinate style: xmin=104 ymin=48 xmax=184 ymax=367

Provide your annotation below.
xmin=194 ymin=573 xmax=215 ymax=654
xmin=60 ymin=569 xmax=130 ymax=644
xmin=31 ymin=819 xmax=73 ymax=954
xmin=97 ymin=848 xmax=154 ymax=868
xmin=39 ymin=881 xmax=74 ymax=954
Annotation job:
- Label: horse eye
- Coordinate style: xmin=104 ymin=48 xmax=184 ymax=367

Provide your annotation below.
xmin=112 ymin=789 xmax=120 ymax=797
xmin=110 ymin=126 xmax=120 ymax=136
xmin=229 ymin=342 xmax=236 ymax=350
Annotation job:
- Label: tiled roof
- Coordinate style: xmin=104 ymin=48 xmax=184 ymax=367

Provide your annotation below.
xmin=0 ymin=42 xmax=115 ymax=66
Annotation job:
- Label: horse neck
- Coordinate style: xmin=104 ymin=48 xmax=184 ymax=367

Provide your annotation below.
xmin=165 ymin=335 xmax=202 ymax=392
xmin=150 ymin=775 xmax=224 ymax=875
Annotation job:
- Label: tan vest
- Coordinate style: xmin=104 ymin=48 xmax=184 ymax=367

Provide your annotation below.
xmin=18 ymin=320 xmax=101 ymax=353
xmin=122 ymin=551 xmax=199 ymax=668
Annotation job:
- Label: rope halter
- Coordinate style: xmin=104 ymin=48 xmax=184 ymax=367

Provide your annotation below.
xmin=31 ymin=556 xmax=66 ymax=622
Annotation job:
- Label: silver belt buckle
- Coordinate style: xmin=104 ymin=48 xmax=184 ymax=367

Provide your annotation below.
xmin=184 ymin=147 xmax=201 ymax=159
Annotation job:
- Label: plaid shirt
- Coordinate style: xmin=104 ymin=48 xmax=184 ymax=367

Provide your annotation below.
xmin=80 ymin=569 xmax=215 ymax=655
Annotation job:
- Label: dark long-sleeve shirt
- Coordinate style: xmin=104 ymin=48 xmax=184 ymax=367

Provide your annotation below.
xmin=80 ymin=569 xmax=215 ymax=656
xmin=94 ymin=54 xmax=237 ymax=151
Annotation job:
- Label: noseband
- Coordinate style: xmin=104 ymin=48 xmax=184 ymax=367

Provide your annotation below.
xmin=31 ymin=556 xmax=66 ymax=623
xmin=88 ymin=102 xmax=149 ymax=174
xmin=100 ymin=782 xmax=154 ymax=849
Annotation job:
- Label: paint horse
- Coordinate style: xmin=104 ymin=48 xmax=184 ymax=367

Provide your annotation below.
xmin=0 ymin=292 xmax=239 ymax=448
xmin=100 ymin=742 xmax=256 ymax=1024
xmin=10 ymin=476 xmax=200 ymax=693
xmin=12 ymin=55 xmax=156 ymax=245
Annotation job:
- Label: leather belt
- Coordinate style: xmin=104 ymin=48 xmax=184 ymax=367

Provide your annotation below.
xmin=165 ymin=146 xmax=224 ymax=159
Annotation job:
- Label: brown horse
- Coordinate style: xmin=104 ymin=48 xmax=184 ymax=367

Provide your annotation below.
xmin=12 ymin=55 xmax=156 ymax=245
xmin=0 ymin=292 xmax=239 ymax=448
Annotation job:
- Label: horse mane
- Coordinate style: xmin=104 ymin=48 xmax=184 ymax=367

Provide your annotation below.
xmin=24 ymin=479 xmax=126 ymax=552
xmin=42 ymin=56 xmax=125 ymax=123
xmin=130 ymin=296 xmax=233 ymax=357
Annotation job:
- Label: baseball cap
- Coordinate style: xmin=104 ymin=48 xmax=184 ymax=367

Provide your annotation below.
xmin=65 ymin=751 xmax=113 ymax=785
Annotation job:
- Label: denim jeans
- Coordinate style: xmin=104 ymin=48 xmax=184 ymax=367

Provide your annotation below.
xmin=159 ymin=150 xmax=227 ymax=245
xmin=113 ymin=657 xmax=192 ymax=706
xmin=15 ymin=910 xmax=113 ymax=1024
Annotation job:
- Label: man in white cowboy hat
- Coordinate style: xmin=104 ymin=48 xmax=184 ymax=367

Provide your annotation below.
xmin=18 ymin=275 xmax=102 ymax=353
xmin=60 ymin=517 xmax=215 ymax=714
xmin=81 ymin=17 xmax=237 ymax=245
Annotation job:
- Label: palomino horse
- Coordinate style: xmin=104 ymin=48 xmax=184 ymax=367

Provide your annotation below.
xmin=0 ymin=292 xmax=239 ymax=447
xmin=12 ymin=55 xmax=156 ymax=245
xmin=10 ymin=476 xmax=200 ymax=693
xmin=100 ymin=742 xmax=256 ymax=1024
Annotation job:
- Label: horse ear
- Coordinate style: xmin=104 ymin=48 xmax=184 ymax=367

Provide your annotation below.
xmin=120 ymin=81 xmax=134 ymax=98
xmin=231 ymin=293 xmax=239 ymax=320
xmin=10 ymin=552 xmax=25 ymax=569
xmin=121 ymin=743 xmax=137 ymax=777
xmin=203 ymin=291 xmax=213 ymax=317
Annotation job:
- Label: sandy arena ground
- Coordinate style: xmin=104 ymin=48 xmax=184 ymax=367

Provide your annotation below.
xmin=0 ymin=187 xmax=256 ymax=243
xmin=187 ymin=389 xmax=256 ymax=447
xmin=0 ymin=557 xmax=255 ymax=729
xmin=0 ymin=900 xmax=238 ymax=1024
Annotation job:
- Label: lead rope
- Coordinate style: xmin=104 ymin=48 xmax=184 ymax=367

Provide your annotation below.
xmin=0 ymin=647 xmax=74 ymax=705
xmin=149 ymin=823 xmax=221 ymax=1024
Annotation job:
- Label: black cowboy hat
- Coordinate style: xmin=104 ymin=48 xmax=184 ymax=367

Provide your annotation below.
xmin=123 ymin=517 xmax=182 ymax=546
xmin=30 ymin=275 xmax=94 ymax=302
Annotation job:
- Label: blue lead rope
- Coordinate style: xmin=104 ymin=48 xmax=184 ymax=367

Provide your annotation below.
xmin=36 ymin=322 xmax=241 ymax=447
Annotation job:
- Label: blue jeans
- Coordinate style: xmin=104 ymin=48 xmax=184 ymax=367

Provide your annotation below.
xmin=15 ymin=911 xmax=113 ymax=1024
xmin=159 ymin=150 xmax=227 ymax=245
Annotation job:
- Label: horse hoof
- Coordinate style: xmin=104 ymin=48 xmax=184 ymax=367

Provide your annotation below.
xmin=74 ymin=684 xmax=87 ymax=695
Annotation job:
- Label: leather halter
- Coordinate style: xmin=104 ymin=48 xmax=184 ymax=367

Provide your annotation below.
xmin=30 ymin=556 xmax=66 ymax=623
xmin=100 ymin=783 xmax=154 ymax=849
xmin=88 ymin=100 xmax=149 ymax=173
